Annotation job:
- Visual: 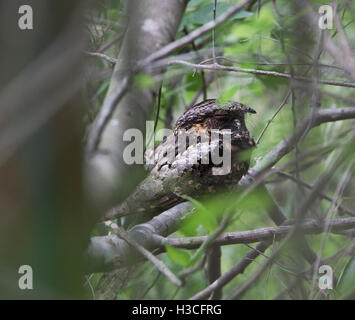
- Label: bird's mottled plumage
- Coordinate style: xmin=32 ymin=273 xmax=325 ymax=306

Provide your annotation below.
xmin=106 ymin=99 xmax=256 ymax=224
xmin=146 ymin=99 xmax=256 ymax=181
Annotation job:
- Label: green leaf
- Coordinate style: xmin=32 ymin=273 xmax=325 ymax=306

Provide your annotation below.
xmin=182 ymin=195 xmax=218 ymax=232
xmin=165 ymin=244 xmax=191 ymax=266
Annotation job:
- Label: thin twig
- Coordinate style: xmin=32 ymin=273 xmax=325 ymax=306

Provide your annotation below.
xmin=155 ymin=60 xmax=355 ymax=88
xmin=212 ymin=0 xmax=217 ymax=64
xmin=85 ymin=51 xmax=118 ymax=65
xmin=115 ymin=226 xmax=182 ymax=287
xmin=256 ymin=90 xmax=291 ymax=144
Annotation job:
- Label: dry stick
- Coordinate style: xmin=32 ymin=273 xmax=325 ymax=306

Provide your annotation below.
xmin=139 ymin=0 xmax=256 ymax=66
xmin=149 ymin=54 xmax=344 ymax=72
xmin=159 ymin=60 xmax=355 ymax=88
xmin=85 ymin=51 xmax=118 ymax=65
xmin=115 ymin=226 xmax=182 ymax=287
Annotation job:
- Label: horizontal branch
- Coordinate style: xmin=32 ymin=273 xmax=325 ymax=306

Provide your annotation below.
xmin=151 ymin=60 xmax=355 ymax=89
xmin=86 ymin=214 xmax=355 ymax=273
xmin=161 ymin=217 xmax=355 ymax=249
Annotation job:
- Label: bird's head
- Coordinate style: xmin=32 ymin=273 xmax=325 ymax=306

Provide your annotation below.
xmin=214 ymin=101 xmax=256 ymax=119
xmin=174 ymin=99 xmax=256 ymax=132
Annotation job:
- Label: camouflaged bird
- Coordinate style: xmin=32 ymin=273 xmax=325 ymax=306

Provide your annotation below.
xmin=105 ymin=99 xmax=256 ymax=225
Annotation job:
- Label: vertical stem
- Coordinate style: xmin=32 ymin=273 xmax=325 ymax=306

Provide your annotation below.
xmin=212 ymin=0 xmax=217 ymax=64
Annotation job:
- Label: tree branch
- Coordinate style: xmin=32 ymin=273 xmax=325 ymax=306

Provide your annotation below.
xmin=162 ymin=217 xmax=355 ymax=249
xmin=139 ymin=0 xmax=257 ymax=66
xmin=84 ymin=202 xmax=192 ymax=273
xmin=149 ymin=60 xmax=355 ymax=89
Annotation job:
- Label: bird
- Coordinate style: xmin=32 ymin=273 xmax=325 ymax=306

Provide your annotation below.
xmin=105 ymin=99 xmax=256 ymax=225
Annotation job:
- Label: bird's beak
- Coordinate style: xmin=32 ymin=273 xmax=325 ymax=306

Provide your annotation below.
xmin=245 ymin=107 xmax=256 ymax=114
